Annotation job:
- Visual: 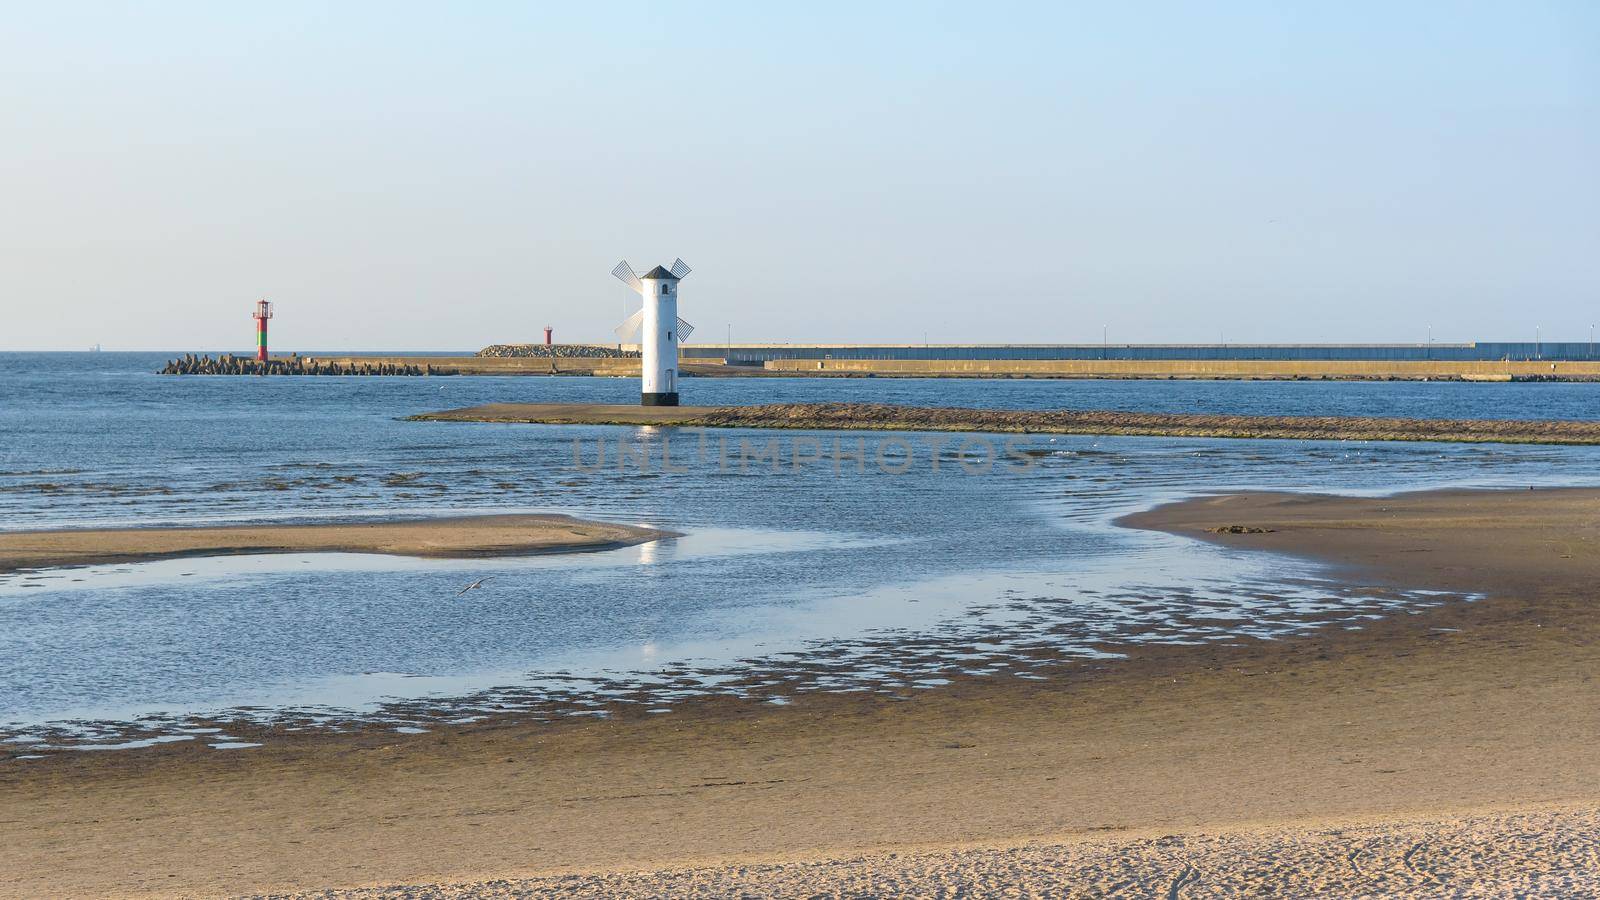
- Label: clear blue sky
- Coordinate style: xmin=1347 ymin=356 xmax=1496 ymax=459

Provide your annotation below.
xmin=2 ymin=1 xmax=1595 ymax=350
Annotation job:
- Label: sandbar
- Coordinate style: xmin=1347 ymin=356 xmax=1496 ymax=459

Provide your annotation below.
xmin=0 ymin=514 xmax=673 ymax=573
xmin=412 ymin=401 xmax=1600 ymax=445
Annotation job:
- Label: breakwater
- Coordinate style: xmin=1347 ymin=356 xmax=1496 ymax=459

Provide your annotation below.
xmin=477 ymin=344 xmax=639 ymax=359
xmin=158 ymin=353 xmax=1600 ymax=381
xmin=412 ymin=401 xmax=1600 ymax=445
xmin=761 ymin=358 xmax=1600 ymax=381
xmin=158 ymin=355 xmax=750 ymax=376
xmin=678 ymin=341 xmax=1600 ymax=364
xmin=160 ymin=354 xmax=435 ymax=376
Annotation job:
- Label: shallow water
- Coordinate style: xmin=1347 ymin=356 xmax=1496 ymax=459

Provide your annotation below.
xmin=3 ymin=352 xmax=1598 ymax=751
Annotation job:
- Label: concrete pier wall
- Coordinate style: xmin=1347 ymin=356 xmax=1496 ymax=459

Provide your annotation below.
xmin=678 ymin=342 xmax=1600 ymax=364
xmin=764 ymin=357 xmax=1600 ymax=381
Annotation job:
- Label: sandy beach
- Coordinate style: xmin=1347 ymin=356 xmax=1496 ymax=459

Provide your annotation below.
xmin=0 ymin=515 xmax=672 ymax=573
xmin=265 ymin=808 xmax=1599 ymax=897
xmin=3 ymin=487 xmax=1598 ymax=897
xmin=413 ymin=401 xmax=1600 ymax=444
xmin=11 ymin=2 xmax=1594 ymax=896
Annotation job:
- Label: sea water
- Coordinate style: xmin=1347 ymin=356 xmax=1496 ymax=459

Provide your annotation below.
xmin=2 ymin=352 xmax=1598 ymax=749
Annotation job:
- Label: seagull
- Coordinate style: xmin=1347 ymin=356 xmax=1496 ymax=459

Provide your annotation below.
xmin=455 ymin=576 xmax=492 ymax=597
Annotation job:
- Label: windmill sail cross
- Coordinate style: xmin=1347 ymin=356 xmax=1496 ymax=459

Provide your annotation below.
xmin=612 ymin=260 xmax=643 ymax=293
xmin=613 ymin=308 xmax=645 ymax=341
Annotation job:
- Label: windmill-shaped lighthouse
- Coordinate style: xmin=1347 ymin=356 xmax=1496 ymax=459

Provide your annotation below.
xmin=613 ymin=258 xmax=694 ymax=406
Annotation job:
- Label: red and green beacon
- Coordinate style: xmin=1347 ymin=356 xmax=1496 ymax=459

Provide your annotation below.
xmin=252 ymin=299 xmax=273 ymax=361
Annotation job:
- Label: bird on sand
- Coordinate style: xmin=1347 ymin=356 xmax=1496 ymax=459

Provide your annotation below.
xmin=455 ymin=577 xmax=492 ymax=597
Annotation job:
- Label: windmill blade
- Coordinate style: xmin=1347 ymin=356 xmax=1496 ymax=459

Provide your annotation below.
xmin=669 ymin=258 xmax=691 ymax=280
xmin=611 ymin=260 xmax=642 ymax=293
xmin=676 ymin=317 xmax=695 ymax=340
xmin=613 ymin=308 xmax=645 ymax=341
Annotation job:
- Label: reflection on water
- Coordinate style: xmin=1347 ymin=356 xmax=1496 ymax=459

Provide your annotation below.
xmin=2 ymin=354 xmax=1599 ymax=754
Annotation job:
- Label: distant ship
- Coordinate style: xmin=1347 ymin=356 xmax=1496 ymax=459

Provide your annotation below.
xmin=89 ymin=344 xmax=102 ymax=352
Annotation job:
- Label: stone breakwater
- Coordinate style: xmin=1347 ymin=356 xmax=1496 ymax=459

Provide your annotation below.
xmin=477 ymin=344 xmax=639 ymax=359
xmin=160 ymin=354 xmax=440 ymax=376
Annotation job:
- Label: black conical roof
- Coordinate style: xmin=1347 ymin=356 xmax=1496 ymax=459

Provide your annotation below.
xmin=640 ymin=265 xmax=678 ymax=280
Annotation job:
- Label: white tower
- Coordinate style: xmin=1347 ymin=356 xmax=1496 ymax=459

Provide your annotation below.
xmin=613 ymin=258 xmax=694 ymax=406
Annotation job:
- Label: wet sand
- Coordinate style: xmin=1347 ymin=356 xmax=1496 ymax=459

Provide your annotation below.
xmin=4 ymin=488 xmax=1599 ymax=897
xmin=413 ymin=400 xmax=1600 ymax=444
xmin=0 ymin=515 xmax=672 ymax=573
